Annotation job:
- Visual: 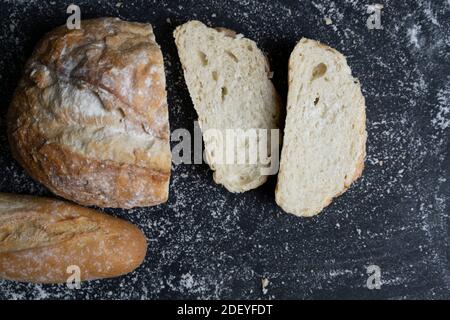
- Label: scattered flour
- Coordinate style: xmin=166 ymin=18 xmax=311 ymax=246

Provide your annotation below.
xmin=432 ymin=82 xmax=450 ymax=130
xmin=407 ymin=25 xmax=421 ymax=48
xmin=180 ymin=273 xmax=194 ymax=290
xmin=0 ymin=0 xmax=449 ymax=300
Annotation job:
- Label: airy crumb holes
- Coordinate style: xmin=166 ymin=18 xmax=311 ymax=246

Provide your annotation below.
xmin=311 ymin=63 xmax=327 ymax=80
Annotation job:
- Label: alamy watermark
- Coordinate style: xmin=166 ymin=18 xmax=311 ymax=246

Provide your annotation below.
xmin=66 ymin=265 xmax=81 ymax=289
xmin=66 ymin=4 xmax=81 ymax=30
xmin=171 ymin=122 xmax=281 ymax=176
xmin=366 ymin=264 xmax=382 ymax=290
xmin=366 ymin=4 xmax=384 ymax=30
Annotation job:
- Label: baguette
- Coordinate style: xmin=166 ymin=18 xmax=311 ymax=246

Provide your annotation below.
xmin=174 ymin=21 xmax=280 ymax=192
xmin=0 ymin=193 xmax=147 ymax=284
xmin=276 ymin=38 xmax=367 ymax=217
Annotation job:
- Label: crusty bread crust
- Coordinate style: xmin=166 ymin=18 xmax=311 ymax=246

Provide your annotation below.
xmin=276 ymin=38 xmax=367 ymax=217
xmin=0 ymin=193 xmax=147 ymax=283
xmin=8 ymin=18 xmax=171 ymax=208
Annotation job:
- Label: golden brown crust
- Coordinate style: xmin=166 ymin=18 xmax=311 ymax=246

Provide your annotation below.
xmin=0 ymin=193 xmax=147 ymax=284
xmin=8 ymin=18 xmax=171 ymax=208
xmin=214 ymin=27 xmax=237 ymax=38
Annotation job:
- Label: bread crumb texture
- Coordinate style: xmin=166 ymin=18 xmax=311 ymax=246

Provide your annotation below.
xmin=174 ymin=20 xmax=280 ymax=193
xmin=276 ymin=38 xmax=367 ymax=217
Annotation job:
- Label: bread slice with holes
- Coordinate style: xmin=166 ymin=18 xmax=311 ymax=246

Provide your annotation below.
xmin=174 ymin=21 xmax=280 ymax=193
xmin=276 ymin=38 xmax=367 ymax=217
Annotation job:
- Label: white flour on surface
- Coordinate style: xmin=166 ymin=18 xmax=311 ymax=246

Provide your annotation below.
xmin=407 ymin=25 xmax=421 ymax=48
xmin=432 ymin=82 xmax=450 ymax=130
xmin=0 ymin=0 xmax=449 ymax=300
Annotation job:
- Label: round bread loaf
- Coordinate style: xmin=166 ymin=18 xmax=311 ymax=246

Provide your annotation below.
xmin=8 ymin=18 xmax=171 ymax=208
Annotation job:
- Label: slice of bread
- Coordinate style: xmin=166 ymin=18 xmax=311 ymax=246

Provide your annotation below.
xmin=276 ymin=38 xmax=367 ymax=217
xmin=174 ymin=21 xmax=280 ymax=193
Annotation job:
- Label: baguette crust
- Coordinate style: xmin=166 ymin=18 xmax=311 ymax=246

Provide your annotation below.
xmin=276 ymin=38 xmax=367 ymax=217
xmin=0 ymin=193 xmax=147 ymax=283
xmin=8 ymin=18 xmax=171 ymax=208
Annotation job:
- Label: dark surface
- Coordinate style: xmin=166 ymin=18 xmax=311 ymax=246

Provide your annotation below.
xmin=0 ymin=0 xmax=449 ymax=300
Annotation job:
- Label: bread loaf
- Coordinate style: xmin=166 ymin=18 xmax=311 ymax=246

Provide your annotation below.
xmin=7 ymin=18 xmax=171 ymax=208
xmin=0 ymin=193 xmax=147 ymax=284
xmin=276 ymin=38 xmax=367 ymax=217
xmin=174 ymin=21 xmax=280 ymax=193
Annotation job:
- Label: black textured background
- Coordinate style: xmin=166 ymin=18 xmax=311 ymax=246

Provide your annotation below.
xmin=0 ymin=0 xmax=449 ymax=299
